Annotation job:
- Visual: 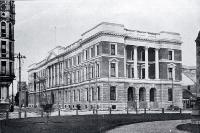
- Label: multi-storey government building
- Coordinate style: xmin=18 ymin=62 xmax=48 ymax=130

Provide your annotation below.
xmin=28 ymin=22 xmax=183 ymax=110
xmin=0 ymin=0 xmax=15 ymax=104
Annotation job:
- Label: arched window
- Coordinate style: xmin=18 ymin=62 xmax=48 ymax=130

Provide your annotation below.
xmin=1 ymin=21 xmax=6 ymax=37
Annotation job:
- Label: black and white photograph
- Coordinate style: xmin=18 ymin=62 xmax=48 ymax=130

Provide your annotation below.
xmin=0 ymin=0 xmax=200 ymax=132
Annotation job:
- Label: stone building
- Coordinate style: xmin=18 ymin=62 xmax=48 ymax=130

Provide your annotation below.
xmin=0 ymin=0 xmax=15 ymax=104
xmin=28 ymin=22 xmax=183 ymax=110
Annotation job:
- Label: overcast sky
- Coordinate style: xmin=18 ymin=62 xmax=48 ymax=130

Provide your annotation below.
xmin=12 ymin=0 xmax=200 ymax=93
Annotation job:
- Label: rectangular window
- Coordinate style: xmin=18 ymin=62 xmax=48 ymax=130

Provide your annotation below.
xmin=77 ymin=70 xmax=80 ymax=82
xmin=73 ymin=56 xmax=76 ymax=66
xmin=92 ymin=87 xmax=95 ymax=101
xmin=1 ymin=41 xmax=6 ymax=57
xmin=91 ymin=66 xmax=94 ymax=79
xmin=110 ymin=63 xmax=116 ymax=77
xmin=1 ymin=61 xmax=6 ymax=74
xmin=69 ymin=58 xmax=71 ymax=68
xmin=1 ymin=22 xmax=6 ymax=37
xmin=73 ymin=90 xmax=76 ymax=102
xmin=131 ymin=68 xmax=134 ymax=78
xmin=78 ymin=54 xmax=81 ymax=64
xmin=96 ymin=63 xmax=100 ymax=77
xmin=86 ymin=67 xmax=88 ymax=80
xmin=78 ymin=90 xmax=80 ymax=101
xmin=168 ymin=68 xmax=173 ymax=79
xmin=97 ymin=45 xmax=100 ymax=55
xmin=86 ymin=88 xmax=89 ymax=101
xmin=110 ymin=86 xmax=116 ymax=100
xmin=111 ymin=44 xmax=116 ymax=55
xmin=85 ymin=50 xmax=88 ymax=60
xmin=65 ymin=91 xmax=68 ymax=102
xmin=97 ymin=86 xmax=100 ymax=100
xmin=10 ymin=62 xmax=13 ymax=75
xmin=131 ymin=50 xmax=134 ymax=60
xmin=168 ymin=88 xmax=173 ymax=101
xmin=168 ymin=51 xmax=173 ymax=60
xmin=90 ymin=47 xmax=93 ymax=58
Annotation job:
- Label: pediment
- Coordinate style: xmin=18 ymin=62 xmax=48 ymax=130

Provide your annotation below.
xmin=109 ymin=58 xmax=119 ymax=62
xmin=46 ymin=52 xmax=57 ymax=61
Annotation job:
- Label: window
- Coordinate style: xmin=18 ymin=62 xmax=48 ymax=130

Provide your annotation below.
xmin=1 ymin=61 xmax=6 ymax=74
xmin=141 ymin=51 xmax=145 ymax=61
xmin=85 ymin=50 xmax=88 ymax=60
xmin=168 ymin=51 xmax=173 ymax=60
xmin=96 ymin=45 xmax=100 ymax=56
xmin=10 ymin=62 xmax=13 ymax=75
xmin=65 ymin=91 xmax=68 ymax=102
xmin=78 ymin=90 xmax=80 ymax=101
xmin=78 ymin=55 xmax=80 ymax=64
xmin=96 ymin=63 xmax=100 ymax=77
xmin=110 ymin=86 xmax=116 ymax=100
xmin=1 ymin=22 xmax=6 ymax=37
xmin=73 ymin=56 xmax=76 ymax=66
xmin=77 ymin=70 xmax=80 ymax=82
xmin=168 ymin=68 xmax=173 ymax=79
xmin=86 ymin=67 xmax=88 ymax=80
xmin=150 ymin=88 xmax=156 ymax=102
xmin=91 ymin=65 xmax=94 ymax=79
xmin=142 ymin=68 xmax=145 ymax=79
xmin=86 ymin=88 xmax=89 ymax=101
xmin=168 ymin=88 xmax=173 ymax=101
xmin=68 ymin=58 xmax=72 ymax=68
xmin=110 ymin=63 xmax=116 ymax=77
xmin=73 ymin=90 xmax=76 ymax=102
xmin=131 ymin=67 xmax=134 ymax=78
xmin=90 ymin=47 xmax=94 ymax=58
xmin=111 ymin=44 xmax=116 ymax=55
xmin=92 ymin=87 xmax=95 ymax=101
xmin=1 ymin=41 xmax=6 ymax=57
xmin=97 ymin=86 xmax=100 ymax=100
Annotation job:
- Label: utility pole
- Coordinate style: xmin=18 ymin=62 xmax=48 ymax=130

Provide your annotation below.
xmin=15 ymin=52 xmax=26 ymax=118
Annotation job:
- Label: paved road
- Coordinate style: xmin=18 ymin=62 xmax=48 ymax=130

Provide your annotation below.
xmin=106 ymin=120 xmax=191 ymax=133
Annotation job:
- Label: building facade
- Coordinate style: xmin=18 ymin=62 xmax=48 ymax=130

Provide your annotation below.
xmin=28 ymin=22 xmax=183 ymax=110
xmin=0 ymin=0 xmax=15 ymax=104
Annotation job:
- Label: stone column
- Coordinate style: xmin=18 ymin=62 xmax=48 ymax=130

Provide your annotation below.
xmin=145 ymin=47 xmax=149 ymax=79
xmin=124 ymin=45 xmax=127 ymax=78
xmin=146 ymin=88 xmax=150 ymax=109
xmin=135 ymin=88 xmax=139 ymax=109
xmin=134 ymin=46 xmax=138 ymax=79
xmin=155 ymin=48 xmax=159 ymax=79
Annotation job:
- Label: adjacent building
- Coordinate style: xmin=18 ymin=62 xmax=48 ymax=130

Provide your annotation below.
xmin=0 ymin=0 xmax=15 ymax=104
xmin=28 ymin=22 xmax=183 ymax=110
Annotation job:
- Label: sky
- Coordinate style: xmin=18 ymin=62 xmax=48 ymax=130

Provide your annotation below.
xmin=11 ymin=0 xmax=200 ymax=94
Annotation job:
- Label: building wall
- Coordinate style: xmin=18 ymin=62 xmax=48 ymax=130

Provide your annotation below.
xmin=0 ymin=0 xmax=15 ymax=103
xmin=28 ymin=22 xmax=183 ymax=110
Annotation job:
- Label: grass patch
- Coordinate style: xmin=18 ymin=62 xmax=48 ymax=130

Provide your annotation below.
xmin=177 ymin=123 xmax=200 ymax=133
xmin=0 ymin=113 xmax=191 ymax=133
